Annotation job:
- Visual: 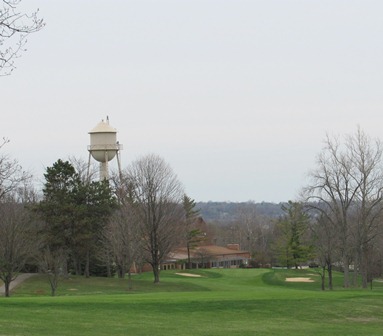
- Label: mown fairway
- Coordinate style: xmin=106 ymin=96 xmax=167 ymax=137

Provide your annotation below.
xmin=1 ymin=269 xmax=383 ymax=335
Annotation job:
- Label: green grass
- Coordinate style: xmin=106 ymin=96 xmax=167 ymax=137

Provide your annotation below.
xmin=1 ymin=269 xmax=383 ymax=335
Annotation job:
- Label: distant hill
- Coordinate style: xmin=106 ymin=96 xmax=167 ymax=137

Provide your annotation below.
xmin=196 ymin=202 xmax=285 ymax=222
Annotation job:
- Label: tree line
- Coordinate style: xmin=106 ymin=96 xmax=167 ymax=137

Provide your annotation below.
xmin=2 ymin=128 xmax=383 ymax=296
xmin=210 ymin=128 xmax=383 ymax=290
xmin=0 ymin=148 xmax=198 ymax=296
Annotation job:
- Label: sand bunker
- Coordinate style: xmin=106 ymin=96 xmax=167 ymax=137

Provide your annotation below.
xmin=176 ymin=273 xmax=202 ymax=278
xmin=285 ymin=277 xmax=314 ymax=283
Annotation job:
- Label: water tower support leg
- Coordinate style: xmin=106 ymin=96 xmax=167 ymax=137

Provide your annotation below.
xmin=116 ymin=150 xmax=122 ymax=182
xmin=87 ymin=152 xmax=92 ymax=183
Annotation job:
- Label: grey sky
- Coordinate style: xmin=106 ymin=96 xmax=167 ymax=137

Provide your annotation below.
xmin=2 ymin=0 xmax=383 ymax=202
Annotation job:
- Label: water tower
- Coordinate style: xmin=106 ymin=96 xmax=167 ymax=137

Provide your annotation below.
xmin=87 ymin=116 xmax=122 ymax=180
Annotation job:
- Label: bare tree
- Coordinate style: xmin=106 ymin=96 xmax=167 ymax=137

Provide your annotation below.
xmin=347 ymin=129 xmax=383 ymax=287
xmin=0 ymin=141 xmax=37 ymax=296
xmin=309 ymin=211 xmax=338 ymax=290
xmin=103 ymin=172 xmax=145 ymax=283
xmin=68 ymin=156 xmax=98 ymax=183
xmin=1 ymin=0 xmax=44 ymax=75
xmin=0 ymin=200 xmax=38 ymax=296
xmin=124 ymin=154 xmax=184 ymax=283
xmin=0 ymin=142 xmax=31 ymax=200
xmin=304 ymin=133 xmax=357 ymax=287
xmin=104 ymin=204 xmax=143 ymax=288
xmin=194 ymin=248 xmax=211 ymax=269
xmin=304 ymin=128 xmax=383 ymax=288
xmin=38 ymin=247 xmax=66 ymax=296
xmin=234 ymin=203 xmax=274 ymax=266
xmin=235 ymin=203 xmax=258 ymax=255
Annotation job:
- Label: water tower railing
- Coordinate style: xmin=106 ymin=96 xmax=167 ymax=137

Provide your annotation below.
xmin=87 ymin=144 xmax=123 ymax=151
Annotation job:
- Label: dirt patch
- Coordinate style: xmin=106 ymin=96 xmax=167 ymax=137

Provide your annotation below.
xmin=175 ymin=273 xmax=202 ymax=278
xmin=285 ymin=277 xmax=314 ymax=283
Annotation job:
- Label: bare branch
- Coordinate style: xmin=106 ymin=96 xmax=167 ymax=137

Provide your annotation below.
xmin=0 ymin=0 xmax=44 ymax=75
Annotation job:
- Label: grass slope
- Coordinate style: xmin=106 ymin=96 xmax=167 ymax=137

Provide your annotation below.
xmin=1 ymin=269 xmax=383 ymax=335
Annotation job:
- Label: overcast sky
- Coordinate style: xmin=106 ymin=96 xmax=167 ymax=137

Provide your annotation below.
xmin=2 ymin=0 xmax=383 ymax=202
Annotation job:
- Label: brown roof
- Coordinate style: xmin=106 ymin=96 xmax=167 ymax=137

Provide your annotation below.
xmin=172 ymin=245 xmax=249 ymax=258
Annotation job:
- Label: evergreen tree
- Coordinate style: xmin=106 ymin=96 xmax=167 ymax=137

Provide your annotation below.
xmin=183 ymin=195 xmax=202 ymax=269
xmin=274 ymin=201 xmax=313 ymax=268
xmin=36 ymin=159 xmax=116 ymax=277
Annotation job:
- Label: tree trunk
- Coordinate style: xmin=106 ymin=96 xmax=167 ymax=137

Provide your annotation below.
xmin=73 ymin=256 xmax=81 ymax=276
xmin=3 ymin=273 xmax=13 ymax=297
xmin=49 ymin=277 xmax=57 ymax=297
xmin=187 ymin=244 xmax=191 ymax=269
xmin=106 ymin=261 xmax=112 ymax=278
xmin=352 ymin=249 xmax=360 ymax=287
xmin=84 ymin=250 xmax=90 ymax=278
xmin=62 ymin=260 xmax=69 ymax=279
xmin=127 ymin=270 xmax=133 ymax=290
xmin=152 ymin=262 xmax=160 ymax=284
xmin=107 ymin=249 xmax=113 ymax=278
xmin=117 ymin=264 xmax=125 ymax=279
xmin=361 ymin=246 xmax=369 ymax=288
xmin=343 ymin=255 xmax=350 ymax=288
xmin=327 ymin=263 xmax=333 ymax=290
xmin=4 ymin=281 xmax=10 ymax=297
xmin=361 ymin=268 xmax=368 ymax=288
xmin=321 ymin=266 xmax=326 ymax=291
xmin=352 ymin=264 xmax=359 ymax=287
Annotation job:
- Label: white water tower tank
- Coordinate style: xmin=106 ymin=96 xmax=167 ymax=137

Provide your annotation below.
xmin=87 ymin=117 xmax=122 ymax=180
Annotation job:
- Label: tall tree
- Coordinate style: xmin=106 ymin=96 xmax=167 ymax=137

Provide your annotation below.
xmin=0 ymin=0 xmax=44 ymax=75
xmin=37 ymin=159 xmax=80 ymax=259
xmin=0 ymin=140 xmax=37 ymax=296
xmin=103 ymin=203 xmax=143 ymax=289
xmin=102 ymin=172 xmax=145 ymax=282
xmin=234 ymin=202 xmax=275 ymax=266
xmin=274 ymin=201 xmax=312 ymax=269
xmin=0 ymin=199 xmax=38 ymax=297
xmin=183 ymin=195 xmax=203 ymax=269
xmin=73 ymin=179 xmax=116 ymax=277
xmin=124 ymin=154 xmax=184 ymax=283
xmin=309 ymin=210 xmax=337 ymax=290
xmin=37 ymin=159 xmax=116 ymax=277
xmin=304 ymin=128 xmax=383 ymax=288
xmin=304 ymin=133 xmax=357 ymax=287
xmin=347 ymin=128 xmax=383 ymax=287
xmin=234 ymin=203 xmax=259 ymax=257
